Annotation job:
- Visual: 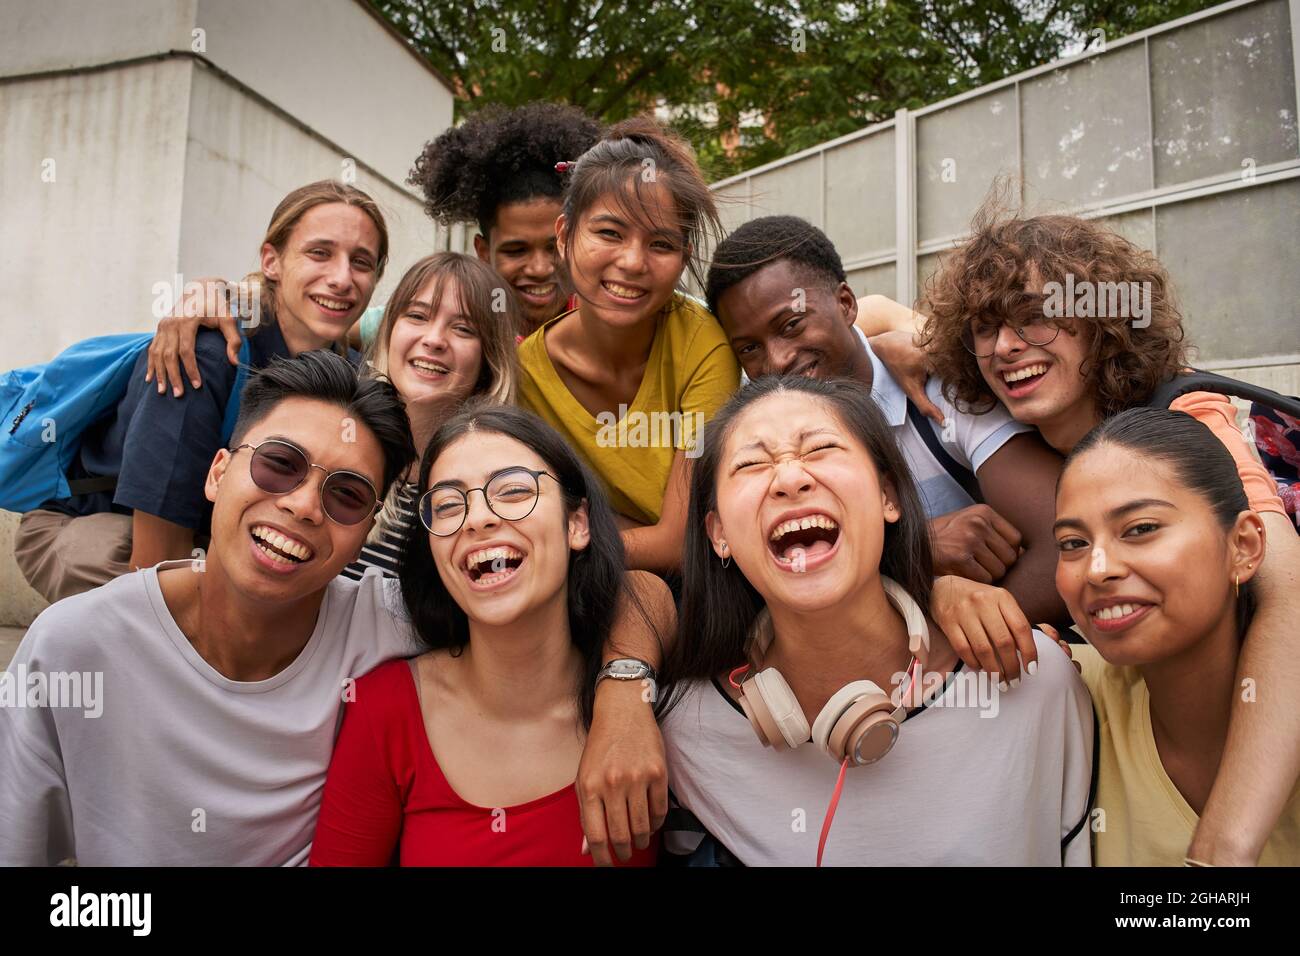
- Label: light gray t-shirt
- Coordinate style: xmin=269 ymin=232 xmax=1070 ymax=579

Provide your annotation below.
xmin=0 ymin=562 xmax=417 ymax=866
xmin=661 ymin=630 xmax=1094 ymax=866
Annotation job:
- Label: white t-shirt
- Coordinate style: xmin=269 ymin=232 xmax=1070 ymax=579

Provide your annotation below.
xmin=661 ymin=631 xmax=1095 ymax=866
xmin=0 ymin=562 xmax=417 ymax=866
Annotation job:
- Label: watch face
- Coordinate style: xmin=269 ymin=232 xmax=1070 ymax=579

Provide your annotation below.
xmin=606 ymin=660 xmax=647 ymax=679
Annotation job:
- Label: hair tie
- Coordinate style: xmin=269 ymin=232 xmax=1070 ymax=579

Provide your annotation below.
xmin=554 ymin=161 xmax=574 ymax=173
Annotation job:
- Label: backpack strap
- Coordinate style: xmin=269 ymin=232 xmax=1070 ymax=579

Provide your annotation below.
xmin=906 ymin=399 xmax=983 ymax=503
xmin=1148 ymin=369 xmax=1300 ymax=419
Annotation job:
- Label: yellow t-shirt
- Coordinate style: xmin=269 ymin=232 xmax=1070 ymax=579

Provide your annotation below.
xmin=1075 ymin=643 xmax=1300 ymax=866
xmin=517 ymin=292 xmax=740 ymax=524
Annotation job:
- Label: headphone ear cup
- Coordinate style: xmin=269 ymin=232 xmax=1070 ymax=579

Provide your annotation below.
xmin=743 ymin=668 xmax=809 ymax=750
xmin=813 ymin=680 xmax=899 ymax=765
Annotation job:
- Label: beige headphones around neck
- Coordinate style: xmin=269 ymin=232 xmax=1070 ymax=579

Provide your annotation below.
xmin=733 ymin=576 xmax=927 ymax=767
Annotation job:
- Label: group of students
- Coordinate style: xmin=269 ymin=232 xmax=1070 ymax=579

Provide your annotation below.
xmin=2 ymin=101 xmax=1298 ymax=867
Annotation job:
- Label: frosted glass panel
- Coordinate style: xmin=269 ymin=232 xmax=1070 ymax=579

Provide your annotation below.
xmin=748 ymin=156 xmax=821 ymax=223
xmin=825 ymin=129 xmax=896 ymax=261
xmin=1156 ymin=179 xmax=1300 ymax=363
xmin=846 ymin=262 xmax=898 ymax=300
xmin=1093 ymin=207 xmax=1156 ymax=253
xmin=1021 ymin=44 xmax=1152 ymax=205
xmin=1151 ymin=0 xmax=1299 ymax=186
xmin=917 ymin=90 xmax=1018 ymax=243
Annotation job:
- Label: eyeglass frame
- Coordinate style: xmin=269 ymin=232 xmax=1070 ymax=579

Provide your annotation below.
xmin=419 ymin=466 xmax=561 ymax=536
xmin=230 ymin=439 xmax=383 ymax=525
xmin=962 ymin=314 xmax=1063 ymax=357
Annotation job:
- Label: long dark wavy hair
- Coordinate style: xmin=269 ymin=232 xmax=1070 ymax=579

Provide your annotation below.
xmin=660 ymin=375 xmax=935 ymax=709
xmin=397 ymin=401 xmax=636 ymax=728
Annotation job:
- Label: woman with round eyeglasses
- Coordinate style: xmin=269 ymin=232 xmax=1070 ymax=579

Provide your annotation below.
xmin=310 ymin=402 xmax=659 ymax=866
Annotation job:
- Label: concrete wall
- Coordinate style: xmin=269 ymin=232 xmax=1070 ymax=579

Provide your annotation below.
xmin=0 ymin=0 xmax=454 ymax=624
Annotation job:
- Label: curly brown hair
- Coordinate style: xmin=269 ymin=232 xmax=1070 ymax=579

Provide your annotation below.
xmin=918 ymin=195 xmax=1189 ymax=419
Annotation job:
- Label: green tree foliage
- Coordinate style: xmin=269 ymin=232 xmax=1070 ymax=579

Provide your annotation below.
xmin=372 ymin=0 xmax=1218 ymax=180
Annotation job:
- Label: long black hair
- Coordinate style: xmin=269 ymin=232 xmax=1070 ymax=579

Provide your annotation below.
xmin=1065 ymin=407 xmax=1257 ymax=635
xmin=662 ymin=375 xmax=934 ymax=704
xmin=396 ymin=401 xmax=634 ymax=728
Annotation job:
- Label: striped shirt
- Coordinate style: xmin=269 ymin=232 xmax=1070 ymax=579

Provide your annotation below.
xmin=341 ymin=482 xmax=419 ymax=581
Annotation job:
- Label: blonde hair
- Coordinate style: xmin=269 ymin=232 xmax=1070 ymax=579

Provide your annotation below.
xmin=243 ymin=180 xmax=390 ymax=347
xmin=365 ymin=252 xmax=519 ymax=407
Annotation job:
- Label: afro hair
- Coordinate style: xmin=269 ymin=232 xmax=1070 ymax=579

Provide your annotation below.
xmin=705 ymin=215 xmax=847 ymax=318
xmin=407 ymin=102 xmax=602 ymax=239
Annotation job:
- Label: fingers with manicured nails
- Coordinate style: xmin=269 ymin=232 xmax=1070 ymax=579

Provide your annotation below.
xmin=996 ymin=590 xmax=1037 ymax=676
xmin=978 ymin=602 xmax=1020 ymax=682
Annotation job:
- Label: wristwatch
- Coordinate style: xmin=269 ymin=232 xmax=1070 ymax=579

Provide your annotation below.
xmin=595 ymin=658 xmax=658 ymax=702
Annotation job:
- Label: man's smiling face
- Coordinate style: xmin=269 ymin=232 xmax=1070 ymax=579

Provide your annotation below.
xmin=203 ymin=396 xmax=385 ymax=603
xmin=715 ymin=258 xmax=861 ymax=381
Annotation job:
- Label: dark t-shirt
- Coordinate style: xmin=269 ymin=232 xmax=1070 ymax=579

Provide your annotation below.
xmin=46 ymin=325 xmax=292 ymax=531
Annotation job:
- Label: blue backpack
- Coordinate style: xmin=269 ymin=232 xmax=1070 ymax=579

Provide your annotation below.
xmin=0 ymin=334 xmax=251 ymax=513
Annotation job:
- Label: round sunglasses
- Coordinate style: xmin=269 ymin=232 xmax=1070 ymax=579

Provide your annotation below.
xmin=231 ymin=439 xmax=381 ymax=525
xmin=419 ymin=467 xmax=559 ymax=536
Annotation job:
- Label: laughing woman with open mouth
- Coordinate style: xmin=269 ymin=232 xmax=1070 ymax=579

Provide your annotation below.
xmin=310 ymin=403 xmax=658 ymax=866
xmin=657 ymin=376 xmax=1095 ymax=866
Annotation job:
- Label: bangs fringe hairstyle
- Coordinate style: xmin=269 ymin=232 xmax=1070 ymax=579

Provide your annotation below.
xmin=660 ymin=375 xmax=934 ymax=710
xmin=919 ymin=186 xmax=1188 ymax=417
xmin=397 ymin=402 xmax=649 ymax=729
xmin=1065 ymin=407 xmax=1257 ymax=637
xmin=364 ymin=252 xmax=520 ymax=407
xmin=560 ymin=115 xmax=722 ymax=294
xmin=243 ymin=180 xmax=390 ymax=349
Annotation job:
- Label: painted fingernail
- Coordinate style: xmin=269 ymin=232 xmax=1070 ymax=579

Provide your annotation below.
xmin=1027 ymin=661 xmax=1038 ymax=676
xmin=999 ymin=681 xmax=1009 ymax=692
xmin=580 ymin=837 xmax=589 ymax=855
xmin=1010 ymin=678 xmax=1020 ymax=689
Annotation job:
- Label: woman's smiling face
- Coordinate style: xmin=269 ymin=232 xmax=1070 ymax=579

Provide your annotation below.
xmin=386 ymin=275 xmax=483 ymax=409
xmin=1053 ymin=442 xmax=1249 ymax=666
xmin=424 ymin=431 xmax=589 ymax=629
xmin=706 ymin=390 xmax=900 ymax=613
xmin=558 ymin=177 xmax=687 ymax=329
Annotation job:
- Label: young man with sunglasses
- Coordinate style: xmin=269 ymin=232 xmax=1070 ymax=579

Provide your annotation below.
xmin=0 ymin=351 xmax=419 ymax=865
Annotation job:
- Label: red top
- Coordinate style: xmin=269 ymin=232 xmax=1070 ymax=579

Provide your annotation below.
xmin=310 ymin=658 xmax=657 ymax=867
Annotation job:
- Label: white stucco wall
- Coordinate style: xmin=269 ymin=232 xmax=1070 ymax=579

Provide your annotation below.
xmin=0 ymin=58 xmax=192 ymax=368
xmin=180 ymin=62 xmax=439 ymax=316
